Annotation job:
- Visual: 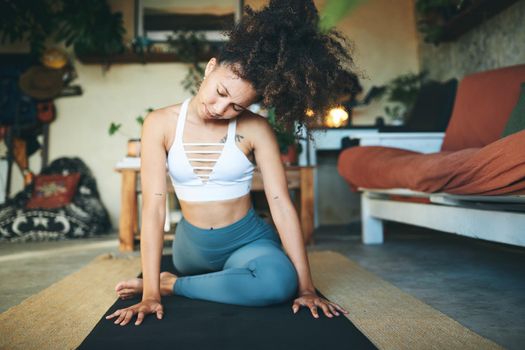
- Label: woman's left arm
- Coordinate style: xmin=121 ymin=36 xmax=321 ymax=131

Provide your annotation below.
xmin=250 ymin=115 xmax=348 ymax=319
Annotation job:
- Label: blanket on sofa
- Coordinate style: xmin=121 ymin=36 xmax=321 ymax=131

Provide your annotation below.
xmin=337 ymin=130 xmax=525 ymax=196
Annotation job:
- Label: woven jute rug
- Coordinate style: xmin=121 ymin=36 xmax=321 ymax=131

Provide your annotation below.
xmin=0 ymin=251 xmax=501 ymax=350
xmin=308 ymin=251 xmax=501 ymax=350
xmin=0 ymin=252 xmax=142 ymax=350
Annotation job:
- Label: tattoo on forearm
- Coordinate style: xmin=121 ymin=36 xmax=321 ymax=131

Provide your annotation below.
xmin=273 ymin=196 xmax=279 ymax=200
xmin=155 ymin=193 xmax=164 ymax=196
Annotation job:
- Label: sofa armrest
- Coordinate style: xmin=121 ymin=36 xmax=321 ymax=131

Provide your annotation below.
xmin=349 ymin=132 xmax=445 ymax=153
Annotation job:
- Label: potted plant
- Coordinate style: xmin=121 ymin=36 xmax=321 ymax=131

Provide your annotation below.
xmin=108 ymin=108 xmax=152 ymax=157
xmin=377 ymin=71 xmax=427 ymax=125
xmin=266 ymin=108 xmax=303 ymax=165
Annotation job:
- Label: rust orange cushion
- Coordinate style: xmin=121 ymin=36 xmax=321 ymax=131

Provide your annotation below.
xmin=338 ymin=130 xmax=525 ymax=195
xmin=26 ymin=173 xmax=81 ymax=209
xmin=441 ymin=64 xmax=525 ymax=151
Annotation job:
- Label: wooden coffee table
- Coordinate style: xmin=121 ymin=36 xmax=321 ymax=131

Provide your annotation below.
xmin=115 ymin=163 xmax=316 ymax=251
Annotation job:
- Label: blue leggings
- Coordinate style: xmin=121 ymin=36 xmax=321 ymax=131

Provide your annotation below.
xmin=171 ymin=207 xmax=299 ymax=307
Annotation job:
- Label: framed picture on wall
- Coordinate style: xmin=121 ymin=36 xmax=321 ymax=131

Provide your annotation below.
xmin=135 ymin=0 xmax=243 ymax=43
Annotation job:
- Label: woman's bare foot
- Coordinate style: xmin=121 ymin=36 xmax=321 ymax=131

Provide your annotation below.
xmin=115 ymin=272 xmax=178 ymax=300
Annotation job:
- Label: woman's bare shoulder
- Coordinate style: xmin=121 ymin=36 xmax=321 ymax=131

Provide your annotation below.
xmin=145 ymin=103 xmax=182 ymax=126
xmin=237 ymin=109 xmax=271 ymax=131
xmin=141 ymin=102 xmax=184 ymax=149
xmin=236 ymin=110 xmax=275 ymax=151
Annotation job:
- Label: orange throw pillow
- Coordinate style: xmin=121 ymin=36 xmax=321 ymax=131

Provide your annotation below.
xmin=26 ymin=173 xmax=81 ymax=209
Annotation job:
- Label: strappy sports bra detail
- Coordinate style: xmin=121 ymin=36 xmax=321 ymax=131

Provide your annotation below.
xmin=167 ymin=97 xmax=256 ymax=202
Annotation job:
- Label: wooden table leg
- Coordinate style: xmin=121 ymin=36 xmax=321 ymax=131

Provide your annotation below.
xmin=119 ymin=169 xmax=137 ymax=252
xmin=300 ymin=167 xmax=315 ymax=245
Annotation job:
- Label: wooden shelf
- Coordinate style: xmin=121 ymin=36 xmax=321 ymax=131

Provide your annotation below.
xmin=77 ymin=51 xmax=218 ymax=65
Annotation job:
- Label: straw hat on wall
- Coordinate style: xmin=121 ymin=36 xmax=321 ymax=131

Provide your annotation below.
xmin=18 ymin=66 xmax=64 ymax=101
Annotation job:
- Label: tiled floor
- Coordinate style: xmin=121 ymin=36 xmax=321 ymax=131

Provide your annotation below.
xmin=1 ymin=222 xmax=524 ymax=349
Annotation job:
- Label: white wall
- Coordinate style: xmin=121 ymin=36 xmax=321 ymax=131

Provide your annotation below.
xmin=51 ymin=62 xmax=191 ymax=229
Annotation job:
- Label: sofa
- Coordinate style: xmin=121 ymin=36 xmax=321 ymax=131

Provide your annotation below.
xmin=337 ymin=64 xmax=525 ymax=247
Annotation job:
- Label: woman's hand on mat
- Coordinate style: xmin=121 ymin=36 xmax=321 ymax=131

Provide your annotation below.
xmin=105 ymin=298 xmax=164 ymax=326
xmin=292 ymin=291 xmax=349 ymax=319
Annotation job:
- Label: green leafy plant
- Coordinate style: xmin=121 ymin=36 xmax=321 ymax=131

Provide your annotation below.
xmin=378 ymin=72 xmax=427 ymax=123
xmin=415 ymin=0 xmax=471 ymax=44
xmin=267 ymin=108 xmax=303 ymax=155
xmin=108 ymin=108 xmax=152 ymax=138
xmin=0 ymin=0 xmax=125 ymax=60
xmin=168 ymin=31 xmax=208 ymax=95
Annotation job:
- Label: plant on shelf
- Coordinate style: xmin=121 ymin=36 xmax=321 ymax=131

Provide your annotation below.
xmin=376 ymin=71 xmax=427 ymax=124
xmin=266 ymin=108 xmax=303 ymax=165
xmin=108 ymin=107 xmax=152 ymax=157
xmin=168 ymin=31 xmax=210 ymax=96
xmin=415 ymin=0 xmax=471 ymax=44
xmin=0 ymin=0 xmax=125 ymax=61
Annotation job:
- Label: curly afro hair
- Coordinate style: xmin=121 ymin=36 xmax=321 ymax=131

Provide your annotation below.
xmin=216 ymin=0 xmax=360 ymax=136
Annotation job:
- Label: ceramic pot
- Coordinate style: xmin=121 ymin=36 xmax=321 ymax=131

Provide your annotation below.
xmin=280 ymin=144 xmax=298 ymax=166
xmin=127 ymin=138 xmax=141 ymax=157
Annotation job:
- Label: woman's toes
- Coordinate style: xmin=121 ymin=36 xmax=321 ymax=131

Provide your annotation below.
xmin=115 ymin=278 xmax=143 ymax=295
xmin=160 ymin=271 xmax=174 ymax=279
xmin=115 ymin=281 xmax=125 ymax=292
xmin=159 ymin=271 xmax=177 ymax=296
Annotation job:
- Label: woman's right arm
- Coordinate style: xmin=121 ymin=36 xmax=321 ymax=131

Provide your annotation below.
xmin=105 ymin=110 xmax=168 ymax=326
xmin=139 ymin=110 xmax=169 ymax=302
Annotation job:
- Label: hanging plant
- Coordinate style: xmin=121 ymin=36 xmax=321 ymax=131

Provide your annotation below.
xmin=168 ymin=31 xmax=209 ymax=95
xmin=0 ymin=0 xmax=125 ymax=61
xmin=415 ymin=0 xmax=471 ymax=44
xmin=55 ymin=0 xmax=125 ymax=58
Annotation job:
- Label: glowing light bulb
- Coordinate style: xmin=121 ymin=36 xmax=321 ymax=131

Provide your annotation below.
xmin=324 ymin=107 xmax=348 ymax=128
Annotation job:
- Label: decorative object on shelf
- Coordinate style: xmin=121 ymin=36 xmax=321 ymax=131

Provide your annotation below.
xmin=41 ymin=47 xmax=68 ymax=69
xmin=18 ymin=66 xmax=64 ymax=101
xmin=131 ymin=36 xmax=153 ymax=65
xmin=416 ymin=0 xmax=519 ymax=44
xmin=40 ymin=47 xmax=83 ymax=99
xmin=131 ymin=36 xmax=153 ymax=55
xmin=108 ymin=107 xmax=152 ymax=157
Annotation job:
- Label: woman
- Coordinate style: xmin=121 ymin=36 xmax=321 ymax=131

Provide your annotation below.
xmin=106 ymin=0 xmax=358 ymax=326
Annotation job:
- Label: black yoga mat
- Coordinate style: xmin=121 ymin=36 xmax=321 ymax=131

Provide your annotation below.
xmin=78 ymin=254 xmax=377 ymax=350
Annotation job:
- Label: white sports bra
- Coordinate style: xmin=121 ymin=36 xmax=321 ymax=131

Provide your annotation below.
xmin=167 ymin=97 xmax=256 ymax=202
